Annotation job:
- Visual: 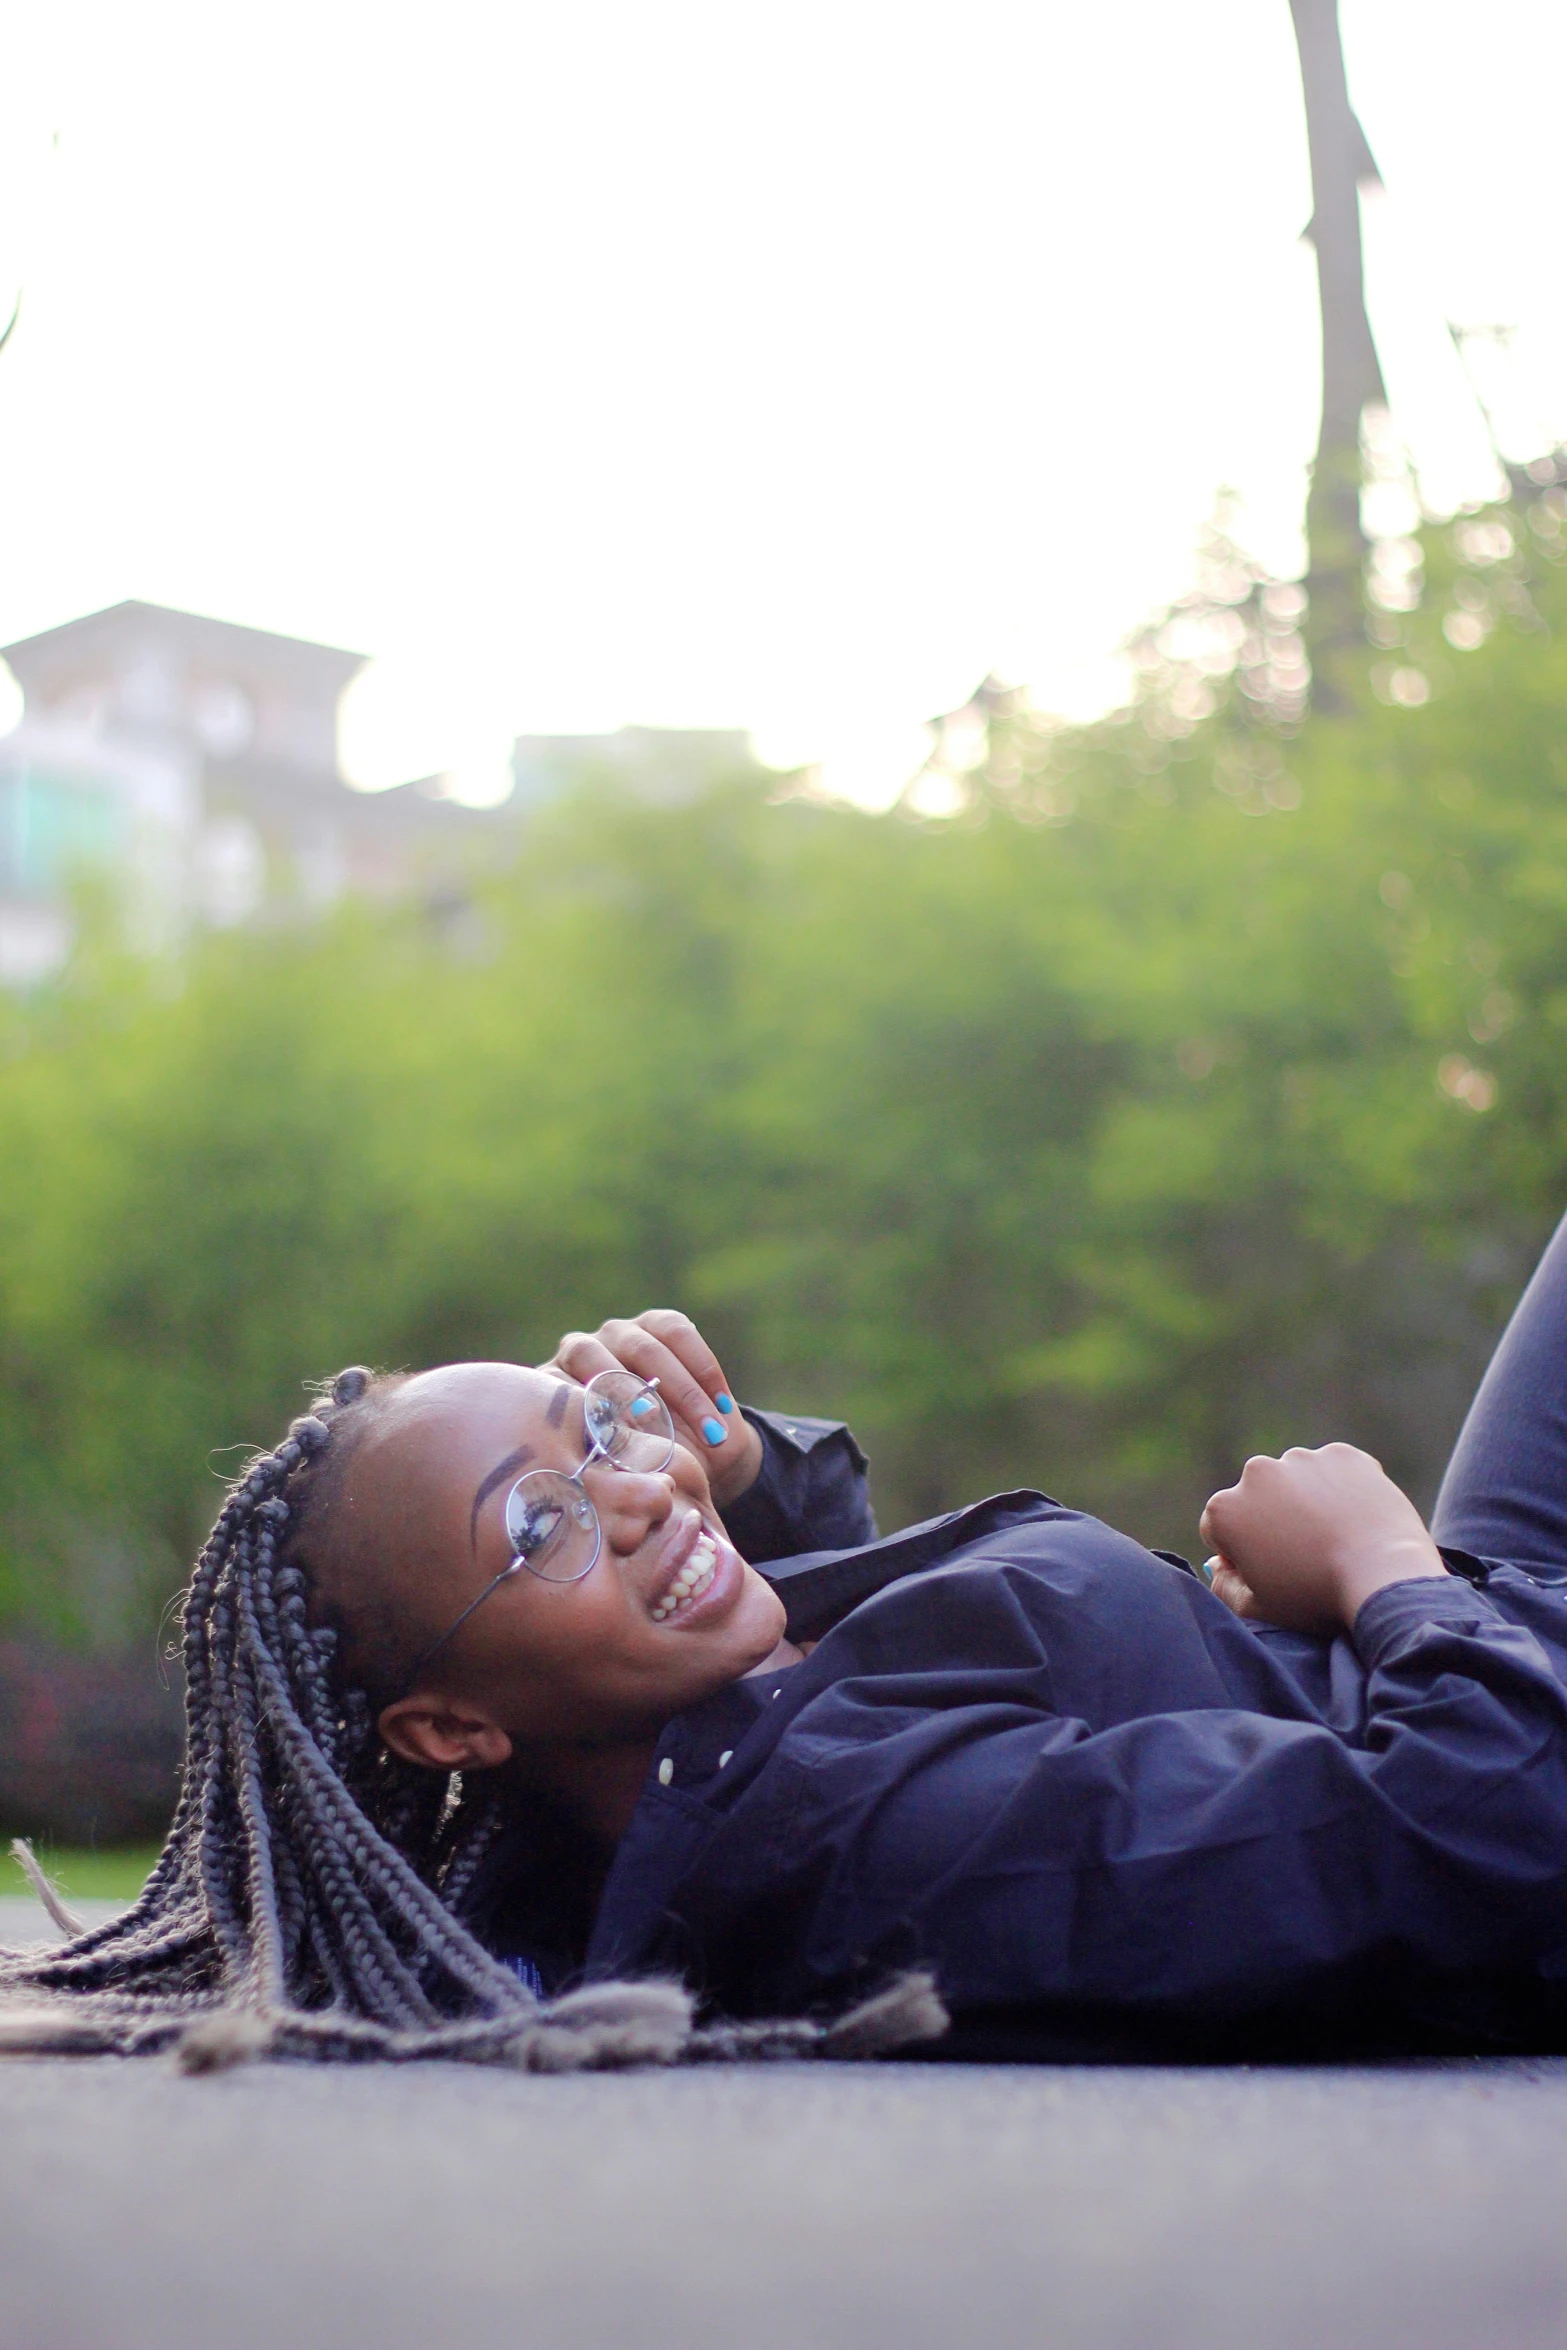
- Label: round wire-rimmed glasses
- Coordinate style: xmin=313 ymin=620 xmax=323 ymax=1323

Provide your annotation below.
xmin=400 ymin=1371 xmax=676 ymax=1691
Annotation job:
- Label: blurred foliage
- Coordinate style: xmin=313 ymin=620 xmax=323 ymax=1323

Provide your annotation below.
xmin=4 ymin=481 xmax=1567 ymax=1643
xmin=0 ymin=1844 xmax=160 ymax=1902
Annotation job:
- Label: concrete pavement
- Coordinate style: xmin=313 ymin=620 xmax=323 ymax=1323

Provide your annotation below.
xmin=1 ymin=1896 xmax=126 ymax=1943
xmin=3 ymin=1893 xmax=1565 ymax=2350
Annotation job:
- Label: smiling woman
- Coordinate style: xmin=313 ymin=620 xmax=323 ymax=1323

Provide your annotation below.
xmin=326 ymin=1361 xmax=793 ymax=1821
xmin=14 ymin=1251 xmax=1567 ymax=2068
xmin=0 ymin=1335 xmax=937 ymax=2068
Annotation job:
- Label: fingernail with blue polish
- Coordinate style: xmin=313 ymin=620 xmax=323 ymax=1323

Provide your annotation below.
xmin=703 ymin=1418 xmax=726 ymax=1446
xmin=715 ymin=1394 xmax=734 ymax=1414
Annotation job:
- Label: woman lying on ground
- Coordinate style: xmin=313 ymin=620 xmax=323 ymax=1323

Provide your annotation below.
xmin=9 ymin=1207 xmax=1567 ymax=2067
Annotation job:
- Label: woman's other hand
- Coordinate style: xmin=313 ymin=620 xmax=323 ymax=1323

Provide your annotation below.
xmin=1199 ymin=1442 xmax=1447 ymax=1634
xmin=543 ymin=1310 xmax=765 ymax=1510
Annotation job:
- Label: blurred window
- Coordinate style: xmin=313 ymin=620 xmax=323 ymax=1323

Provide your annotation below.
xmin=0 ymin=766 xmax=124 ymax=897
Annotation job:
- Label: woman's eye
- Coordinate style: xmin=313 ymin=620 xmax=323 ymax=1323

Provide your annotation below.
xmin=586 ymin=1401 xmax=625 ymax=1454
xmin=519 ymin=1505 xmax=564 ymax=1554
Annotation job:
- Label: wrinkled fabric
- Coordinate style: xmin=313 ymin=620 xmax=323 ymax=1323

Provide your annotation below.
xmin=582 ymin=1489 xmax=1567 ymax=2052
xmin=1436 ymin=1205 xmax=1567 ymax=1569
xmin=719 ymin=1405 xmax=878 ymax=1563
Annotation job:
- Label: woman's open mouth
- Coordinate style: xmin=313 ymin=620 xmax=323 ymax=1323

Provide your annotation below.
xmin=651 ymin=1527 xmax=722 ymax=1621
xmin=647 ymin=1513 xmax=743 ymax=1628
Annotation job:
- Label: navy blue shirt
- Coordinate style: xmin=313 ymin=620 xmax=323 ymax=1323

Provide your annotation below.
xmin=479 ymin=1409 xmax=1567 ymax=2055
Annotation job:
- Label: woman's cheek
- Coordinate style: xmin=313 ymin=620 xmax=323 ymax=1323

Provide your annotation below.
xmin=669 ymin=1442 xmax=717 ymax=1509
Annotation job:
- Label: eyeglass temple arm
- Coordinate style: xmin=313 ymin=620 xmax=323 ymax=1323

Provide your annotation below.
xmin=397 ymin=1559 xmax=523 ymax=1699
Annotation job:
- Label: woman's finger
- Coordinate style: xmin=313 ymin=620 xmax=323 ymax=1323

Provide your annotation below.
xmin=1198 ymin=1485 xmax=1240 ymax=1555
xmin=1206 ymin=1557 xmax=1258 ymax=1618
xmin=616 ymin=1322 xmax=726 ymax=1446
xmin=634 ymin=1310 xmax=733 ymax=1412
xmin=545 ymin=1331 xmax=625 ymax=1388
xmin=559 ymin=1317 xmax=738 ymax=1459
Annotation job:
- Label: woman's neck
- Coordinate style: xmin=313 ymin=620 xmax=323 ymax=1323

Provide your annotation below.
xmin=536 ymin=1740 xmax=659 ymax=1845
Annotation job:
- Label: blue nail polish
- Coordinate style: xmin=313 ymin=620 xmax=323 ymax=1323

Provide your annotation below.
xmin=631 ymin=1396 xmax=654 ymax=1418
xmin=702 ymin=1417 xmax=726 ymax=1446
xmin=715 ymin=1393 xmax=734 ymax=1414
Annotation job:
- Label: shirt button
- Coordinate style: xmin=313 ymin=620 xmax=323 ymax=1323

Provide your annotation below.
xmin=718 ymin=1749 xmax=733 ymax=1769
xmin=657 ymin=1757 xmax=674 ymax=1785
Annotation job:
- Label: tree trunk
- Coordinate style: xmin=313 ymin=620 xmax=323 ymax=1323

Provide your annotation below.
xmin=1288 ymin=0 xmax=1385 ymax=702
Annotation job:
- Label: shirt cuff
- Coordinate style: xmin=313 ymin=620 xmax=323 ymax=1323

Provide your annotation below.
xmin=718 ymin=1406 xmax=874 ymax=1564
xmin=1351 ymin=1573 xmax=1501 ymax=1666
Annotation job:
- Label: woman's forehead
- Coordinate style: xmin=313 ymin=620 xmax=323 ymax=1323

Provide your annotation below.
xmin=348 ymin=1365 xmax=586 ymax=1564
xmin=401 ymin=1360 xmax=575 ymax=1418
xmin=371 ymin=1362 xmax=583 ymax=1475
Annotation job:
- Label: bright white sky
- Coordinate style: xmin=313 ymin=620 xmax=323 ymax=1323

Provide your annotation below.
xmin=1 ymin=0 xmax=1563 ymax=805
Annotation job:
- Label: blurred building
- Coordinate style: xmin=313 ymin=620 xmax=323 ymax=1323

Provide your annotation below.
xmin=0 ymin=601 xmax=509 ymax=986
xmin=511 ymin=725 xmax=759 ymax=811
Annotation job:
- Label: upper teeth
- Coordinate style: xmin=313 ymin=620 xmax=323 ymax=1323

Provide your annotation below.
xmin=652 ymin=1534 xmax=719 ymax=1621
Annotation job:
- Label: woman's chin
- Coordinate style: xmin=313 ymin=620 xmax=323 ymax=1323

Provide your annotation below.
xmin=734 ymin=1569 xmax=788 ymax=1669
xmin=678 ymin=1562 xmax=784 ymax=1682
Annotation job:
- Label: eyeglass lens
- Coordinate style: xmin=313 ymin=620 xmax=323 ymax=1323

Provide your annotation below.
xmin=502 ymin=1374 xmax=675 ymax=1583
xmin=582 ymin=1370 xmax=676 ymax=1474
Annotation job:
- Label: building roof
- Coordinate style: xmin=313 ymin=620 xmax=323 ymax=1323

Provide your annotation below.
xmin=2 ymin=601 xmax=368 ymax=703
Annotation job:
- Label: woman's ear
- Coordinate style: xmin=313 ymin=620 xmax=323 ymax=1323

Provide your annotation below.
xmin=377 ymin=1691 xmax=513 ymax=1773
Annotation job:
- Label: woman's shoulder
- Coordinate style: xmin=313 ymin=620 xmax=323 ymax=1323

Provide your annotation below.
xmin=765 ymin=1489 xmax=1190 ymax=1644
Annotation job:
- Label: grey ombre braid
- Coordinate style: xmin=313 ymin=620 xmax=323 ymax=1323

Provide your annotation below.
xmin=0 ymin=1368 xmax=944 ymax=2070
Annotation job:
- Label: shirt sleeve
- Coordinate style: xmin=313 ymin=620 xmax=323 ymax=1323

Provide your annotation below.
xmin=786 ymin=1576 xmax=1567 ymax=2020
xmin=718 ymin=1407 xmax=878 ymax=1564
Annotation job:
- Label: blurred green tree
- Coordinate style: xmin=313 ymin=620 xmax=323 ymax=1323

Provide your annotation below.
xmin=2 ymin=480 xmax=1566 ymax=1649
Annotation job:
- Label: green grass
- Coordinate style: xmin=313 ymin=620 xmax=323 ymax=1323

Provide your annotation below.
xmin=2 ymin=1843 xmax=161 ymax=1902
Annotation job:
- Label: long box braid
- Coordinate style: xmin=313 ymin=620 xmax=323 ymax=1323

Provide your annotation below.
xmin=0 ymin=1368 xmax=945 ymax=2070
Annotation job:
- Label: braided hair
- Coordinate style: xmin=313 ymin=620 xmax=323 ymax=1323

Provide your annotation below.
xmin=0 ymin=1368 xmax=944 ymax=2070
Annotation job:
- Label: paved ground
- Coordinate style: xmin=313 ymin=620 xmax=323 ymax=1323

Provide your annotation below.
xmin=5 ymin=1894 xmax=1567 ymax=2350
xmin=1 ymin=1896 xmax=126 ymax=1943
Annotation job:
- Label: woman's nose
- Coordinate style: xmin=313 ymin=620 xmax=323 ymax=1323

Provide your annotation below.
xmin=590 ymin=1467 xmax=676 ymax=1551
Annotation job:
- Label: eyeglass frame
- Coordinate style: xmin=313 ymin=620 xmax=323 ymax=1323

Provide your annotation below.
xmin=396 ymin=1372 xmax=675 ymax=1696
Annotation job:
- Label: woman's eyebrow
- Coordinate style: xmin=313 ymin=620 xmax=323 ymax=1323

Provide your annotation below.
xmin=470 ymin=1445 xmax=534 ymax=1555
xmin=546 ymin=1383 xmax=570 ymax=1429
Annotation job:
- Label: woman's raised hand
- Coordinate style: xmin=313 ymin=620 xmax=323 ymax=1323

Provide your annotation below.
xmin=1199 ymin=1442 xmax=1447 ymax=1634
xmin=542 ymin=1310 xmax=765 ymax=1510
